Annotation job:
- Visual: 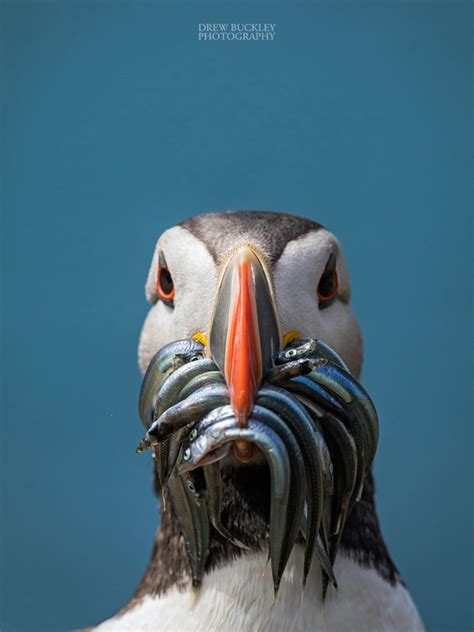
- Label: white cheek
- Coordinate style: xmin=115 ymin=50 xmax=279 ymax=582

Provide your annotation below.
xmin=138 ymin=226 xmax=219 ymax=374
xmin=173 ymin=285 xmax=217 ymax=341
xmin=319 ymin=302 xmax=363 ymax=378
xmin=275 ymin=289 xmax=363 ymax=383
xmin=138 ymin=301 xmax=174 ymax=374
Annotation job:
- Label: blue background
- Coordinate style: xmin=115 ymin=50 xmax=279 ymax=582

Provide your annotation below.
xmin=1 ymin=2 xmax=472 ymax=631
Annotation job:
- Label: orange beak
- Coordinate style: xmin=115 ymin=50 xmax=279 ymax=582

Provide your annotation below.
xmin=225 ymin=252 xmax=262 ymax=426
xmin=209 ymin=246 xmax=281 ymax=455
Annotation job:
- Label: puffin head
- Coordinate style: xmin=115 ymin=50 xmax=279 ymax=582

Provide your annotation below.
xmin=139 ymin=211 xmax=363 ymax=405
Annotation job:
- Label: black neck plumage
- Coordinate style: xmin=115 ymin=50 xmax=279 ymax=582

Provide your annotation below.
xmin=132 ymin=465 xmax=400 ymax=602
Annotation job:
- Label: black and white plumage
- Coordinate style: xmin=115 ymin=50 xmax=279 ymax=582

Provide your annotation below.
xmin=93 ymin=211 xmax=424 ymax=631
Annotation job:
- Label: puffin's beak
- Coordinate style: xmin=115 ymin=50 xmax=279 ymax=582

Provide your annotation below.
xmin=209 ymin=245 xmax=281 ymax=446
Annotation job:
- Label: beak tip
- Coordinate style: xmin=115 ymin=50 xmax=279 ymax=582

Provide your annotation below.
xmin=233 ymin=440 xmax=255 ymax=462
xmin=230 ymin=385 xmax=258 ymax=428
xmin=235 ymin=410 xmax=249 ymax=428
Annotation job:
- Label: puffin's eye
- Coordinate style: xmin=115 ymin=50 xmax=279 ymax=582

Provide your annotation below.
xmin=156 ymin=264 xmax=175 ymax=304
xmin=317 ymin=254 xmax=338 ymax=307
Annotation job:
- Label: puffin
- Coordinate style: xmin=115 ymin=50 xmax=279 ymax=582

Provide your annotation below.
xmin=92 ymin=211 xmax=425 ymax=632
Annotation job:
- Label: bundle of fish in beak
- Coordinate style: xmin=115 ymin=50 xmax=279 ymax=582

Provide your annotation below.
xmin=136 ymin=244 xmax=379 ymax=599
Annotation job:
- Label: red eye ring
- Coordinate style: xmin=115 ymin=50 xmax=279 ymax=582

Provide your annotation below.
xmin=317 ymin=267 xmax=338 ymax=302
xmin=156 ymin=265 xmax=175 ymax=302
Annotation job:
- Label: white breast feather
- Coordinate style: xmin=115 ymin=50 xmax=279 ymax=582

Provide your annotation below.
xmin=95 ymin=549 xmax=424 ymax=632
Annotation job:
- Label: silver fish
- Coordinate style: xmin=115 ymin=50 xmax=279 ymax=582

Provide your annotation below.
xmin=300 ymin=508 xmax=337 ymax=588
xmin=257 ymin=385 xmax=328 ymax=587
xmin=179 ymin=417 xmax=291 ymax=596
xmin=153 ymin=360 xmax=218 ymax=483
xmin=154 ymin=358 xmax=218 ymax=418
xmin=250 ymin=404 xmax=306 ymax=589
xmin=203 ymin=463 xmax=249 ymax=550
xmin=307 ymin=360 xmax=378 ymax=465
xmin=167 ymin=472 xmax=210 ymax=591
xmin=138 ymin=383 xmax=230 ymax=451
xmin=178 ymin=371 xmax=226 ymax=401
xmin=296 ymin=394 xmax=357 ymax=531
xmin=267 ymin=357 xmax=325 ymax=384
xmin=277 ymin=337 xmax=349 ymax=371
xmin=138 ymin=339 xmax=204 ymax=428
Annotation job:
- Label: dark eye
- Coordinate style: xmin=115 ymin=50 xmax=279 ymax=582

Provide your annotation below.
xmin=156 ymin=264 xmax=175 ymax=304
xmin=317 ymin=254 xmax=338 ymax=307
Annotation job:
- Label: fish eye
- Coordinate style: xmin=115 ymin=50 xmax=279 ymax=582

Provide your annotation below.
xmin=317 ymin=253 xmax=338 ymax=307
xmin=156 ymin=260 xmax=175 ymax=305
xmin=186 ymin=479 xmax=196 ymax=493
